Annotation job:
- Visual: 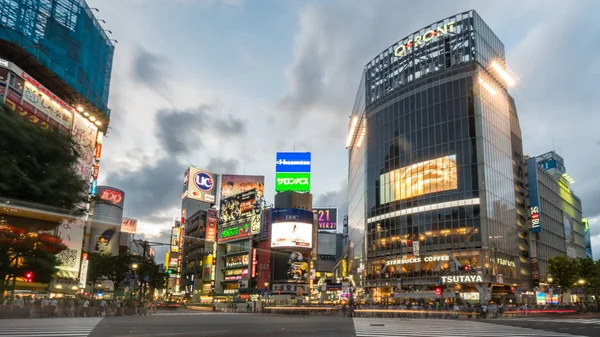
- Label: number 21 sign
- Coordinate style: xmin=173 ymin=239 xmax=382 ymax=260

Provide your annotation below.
xmin=313 ymin=208 xmax=338 ymax=231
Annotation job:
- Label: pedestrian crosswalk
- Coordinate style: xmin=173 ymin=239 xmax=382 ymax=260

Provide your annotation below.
xmin=0 ymin=317 xmax=103 ymax=336
xmin=352 ymin=318 xmax=588 ymax=336
xmin=152 ymin=311 xmax=245 ymax=316
xmin=503 ymin=317 xmax=600 ymax=325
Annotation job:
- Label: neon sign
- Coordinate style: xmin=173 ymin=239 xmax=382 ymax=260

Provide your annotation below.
xmin=394 ymin=22 xmax=456 ymax=58
xmin=531 ymin=206 xmax=540 ymax=231
xmin=99 ymin=189 xmax=123 ymax=205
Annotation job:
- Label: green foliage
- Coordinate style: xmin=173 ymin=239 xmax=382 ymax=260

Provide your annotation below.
xmin=0 ymin=106 xmax=88 ymax=210
xmin=0 ymin=227 xmax=67 ymax=299
xmin=547 ymin=255 xmax=579 ymax=302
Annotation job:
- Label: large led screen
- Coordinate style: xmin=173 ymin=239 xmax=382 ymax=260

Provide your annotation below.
xmin=380 ymin=155 xmax=457 ymax=204
xmin=271 ymin=222 xmax=313 ymax=249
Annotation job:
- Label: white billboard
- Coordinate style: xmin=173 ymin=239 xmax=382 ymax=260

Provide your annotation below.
xmin=121 ymin=218 xmax=137 ymax=234
xmin=182 ymin=167 xmax=217 ymax=203
xmin=271 ymin=222 xmax=313 ymax=249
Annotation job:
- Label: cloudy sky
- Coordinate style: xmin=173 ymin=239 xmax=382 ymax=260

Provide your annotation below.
xmin=88 ymin=0 xmax=600 ymax=260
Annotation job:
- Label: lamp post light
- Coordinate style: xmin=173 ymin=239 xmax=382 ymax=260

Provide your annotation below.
xmin=578 ymin=279 xmax=585 ymax=285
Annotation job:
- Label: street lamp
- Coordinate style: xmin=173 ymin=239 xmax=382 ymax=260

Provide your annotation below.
xmin=547 ymin=274 xmax=553 ymax=284
xmin=578 ymin=279 xmax=585 ymax=285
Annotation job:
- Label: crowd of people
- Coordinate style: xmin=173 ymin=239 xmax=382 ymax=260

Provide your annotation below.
xmin=1 ymin=296 xmax=158 ymax=318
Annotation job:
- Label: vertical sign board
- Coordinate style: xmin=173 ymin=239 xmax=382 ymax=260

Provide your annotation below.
xmin=206 ymin=209 xmax=218 ymax=241
xmin=183 ymin=167 xmax=217 ymax=203
xmin=313 ymin=208 xmax=338 ymax=231
xmin=527 ymin=158 xmax=542 ymax=233
xmin=583 ymin=218 xmax=593 ymax=259
xmin=275 ymin=152 xmax=311 ymax=192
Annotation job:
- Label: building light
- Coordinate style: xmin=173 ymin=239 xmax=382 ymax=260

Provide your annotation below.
xmin=83 ymin=111 xmax=89 ymax=117
xmin=356 ymin=120 xmax=367 ymax=148
xmin=345 ymin=116 xmax=360 ymax=148
xmin=94 ymin=121 xmax=102 ymax=126
xmin=89 ymin=116 xmax=96 ymax=122
xmin=478 ymin=77 xmax=497 ymax=96
xmin=76 ymin=106 xmax=84 ymax=112
xmin=490 ymin=61 xmax=516 ymax=87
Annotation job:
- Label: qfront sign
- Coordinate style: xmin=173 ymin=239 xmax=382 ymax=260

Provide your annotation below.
xmin=394 ymin=22 xmax=456 ymax=58
xmin=275 ymin=172 xmax=311 ymax=192
xmin=441 ymin=275 xmax=483 ymax=284
xmin=531 ymin=206 xmax=541 ymax=232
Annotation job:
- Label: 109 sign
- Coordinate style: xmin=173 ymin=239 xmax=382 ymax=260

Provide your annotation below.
xmin=195 ymin=172 xmax=214 ymax=191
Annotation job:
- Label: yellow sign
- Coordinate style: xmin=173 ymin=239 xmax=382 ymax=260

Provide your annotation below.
xmin=394 ymin=22 xmax=456 ymax=58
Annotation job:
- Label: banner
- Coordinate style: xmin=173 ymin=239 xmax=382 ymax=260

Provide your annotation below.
xmin=206 ymin=209 xmax=218 ymax=241
xmin=71 ymin=113 xmax=98 ymax=188
xmin=22 ymin=81 xmax=73 ymax=131
xmin=121 ymin=218 xmax=137 ymax=234
xmin=221 ymin=175 xmax=265 ymax=199
xmin=313 ymin=208 xmax=338 ymax=231
xmin=56 ymin=217 xmax=86 ymax=276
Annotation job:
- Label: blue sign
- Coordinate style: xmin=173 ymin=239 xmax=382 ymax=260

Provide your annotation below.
xmin=527 ymin=158 xmax=542 ymax=233
xmin=271 ymin=208 xmax=314 ymax=224
xmin=275 ymin=152 xmax=311 ymax=173
xmin=90 ymin=180 xmax=97 ymax=195
xmin=194 ymin=172 xmax=214 ymax=191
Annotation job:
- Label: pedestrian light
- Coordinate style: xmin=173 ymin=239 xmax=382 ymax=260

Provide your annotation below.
xmin=435 ymin=286 xmax=442 ymax=296
xmin=24 ymin=272 xmax=33 ymax=282
xmin=167 ymin=269 xmax=174 ymax=274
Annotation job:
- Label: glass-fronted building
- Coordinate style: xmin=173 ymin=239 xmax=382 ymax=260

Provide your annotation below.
xmin=347 ymin=10 xmax=528 ymax=304
xmin=527 ymin=152 xmax=587 ymax=281
xmin=0 ymin=0 xmax=114 ymax=125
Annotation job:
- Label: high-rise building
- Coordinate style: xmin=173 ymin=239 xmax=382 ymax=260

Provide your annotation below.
xmin=347 ymin=10 xmax=526 ymax=304
xmin=527 ymin=151 xmax=587 ymax=283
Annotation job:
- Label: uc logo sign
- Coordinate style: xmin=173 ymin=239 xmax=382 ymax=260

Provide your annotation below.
xmin=194 ymin=172 xmax=213 ymax=191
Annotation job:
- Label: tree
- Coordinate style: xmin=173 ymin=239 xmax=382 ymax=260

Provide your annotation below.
xmin=0 ymin=226 xmax=67 ymax=300
xmin=0 ymin=106 xmax=88 ymax=211
xmin=547 ymin=255 xmax=579 ymax=303
xmin=577 ymin=258 xmax=600 ymax=309
xmin=87 ymin=253 xmax=133 ymax=291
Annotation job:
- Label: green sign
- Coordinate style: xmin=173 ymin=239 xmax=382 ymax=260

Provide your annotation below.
xmin=275 ymin=172 xmax=310 ymax=192
xmin=219 ymin=223 xmax=251 ymax=242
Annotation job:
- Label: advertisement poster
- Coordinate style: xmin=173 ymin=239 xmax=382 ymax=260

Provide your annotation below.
xmin=287 ymin=252 xmax=309 ymax=282
xmin=563 ymin=213 xmax=576 ymax=258
xmin=271 ymin=222 xmax=313 ymax=249
xmin=71 ymin=113 xmax=98 ymax=187
xmin=583 ymin=218 xmax=593 ymax=259
xmin=22 ymin=81 xmax=73 ymax=131
xmin=380 ymin=154 xmax=458 ymax=203
xmin=183 ymin=167 xmax=217 ymax=203
xmin=206 ymin=209 xmax=218 ymax=241
xmin=313 ymin=208 xmax=337 ymax=231
xmin=170 ymin=226 xmax=180 ymax=253
xmin=275 ymin=152 xmax=311 ymax=192
xmin=218 ymin=222 xmax=251 ymax=243
xmin=221 ymin=175 xmax=265 ymax=199
xmin=219 ymin=189 xmax=262 ymax=234
xmin=121 ymin=218 xmax=137 ymax=234
xmin=56 ymin=217 xmax=86 ymax=276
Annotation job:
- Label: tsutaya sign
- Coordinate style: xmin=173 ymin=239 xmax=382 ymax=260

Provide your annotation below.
xmin=386 ymin=255 xmax=449 ymax=266
xmin=441 ymin=275 xmax=483 ymax=284
xmin=394 ymin=22 xmax=456 ymax=58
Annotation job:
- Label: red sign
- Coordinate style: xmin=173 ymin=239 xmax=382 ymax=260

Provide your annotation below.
xmin=99 ymin=189 xmax=123 ymax=205
xmin=82 ymin=253 xmax=88 ymax=261
xmin=256 ymin=240 xmax=271 ymax=289
xmin=251 ymin=248 xmax=257 ymax=278
xmin=94 ymin=144 xmax=102 ymax=159
xmin=206 ymin=209 xmax=218 ymax=241
xmin=92 ymin=164 xmax=100 ymax=180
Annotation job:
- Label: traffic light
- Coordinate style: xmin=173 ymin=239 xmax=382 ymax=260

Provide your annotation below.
xmin=24 ymin=272 xmax=33 ymax=283
xmin=435 ymin=286 xmax=442 ymax=296
xmin=167 ymin=269 xmax=174 ymax=275
xmin=458 ymin=265 xmax=470 ymax=271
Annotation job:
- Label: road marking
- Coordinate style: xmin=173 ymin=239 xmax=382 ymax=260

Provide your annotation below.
xmin=0 ymin=317 xmax=103 ymax=337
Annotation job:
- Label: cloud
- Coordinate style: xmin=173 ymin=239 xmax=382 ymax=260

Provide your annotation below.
xmin=314 ymin=182 xmax=348 ymax=223
xmin=106 ymin=105 xmax=245 ymax=224
xmin=131 ymin=47 xmax=169 ymax=92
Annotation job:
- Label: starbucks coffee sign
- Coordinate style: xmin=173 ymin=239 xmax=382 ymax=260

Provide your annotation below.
xmin=441 ymin=275 xmax=483 ymax=284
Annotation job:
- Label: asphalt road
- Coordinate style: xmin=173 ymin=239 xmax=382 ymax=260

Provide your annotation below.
xmin=88 ymin=311 xmax=355 ymax=337
xmin=484 ymin=317 xmax=600 ymax=337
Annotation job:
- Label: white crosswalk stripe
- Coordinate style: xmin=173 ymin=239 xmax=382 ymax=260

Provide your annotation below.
xmin=0 ymin=317 xmax=102 ymax=337
xmin=502 ymin=318 xmax=600 ymax=325
xmin=152 ymin=311 xmax=246 ymax=316
xmin=352 ymin=318 xmax=588 ymax=337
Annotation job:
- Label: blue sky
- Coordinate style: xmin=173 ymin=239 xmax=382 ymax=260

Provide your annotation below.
xmin=89 ymin=0 xmax=600 ymax=259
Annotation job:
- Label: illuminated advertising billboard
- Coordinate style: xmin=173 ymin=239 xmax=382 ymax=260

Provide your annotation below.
xmin=380 ymin=155 xmax=457 ymax=203
xmin=275 ymin=172 xmax=311 ymax=192
xmin=313 ymin=208 xmax=337 ymax=231
xmin=219 ymin=189 xmax=262 ymax=234
xmin=206 ymin=209 xmax=218 ymax=241
xmin=170 ymin=226 xmax=181 ymax=253
xmin=563 ymin=213 xmax=576 ymax=258
xmin=182 ymin=167 xmax=217 ymax=203
xmin=270 ymin=208 xmax=314 ymax=249
xmin=527 ymin=158 xmax=542 ymax=233
xmin=96 ymin=186 xmax=125 ymax=209
xmin=218 ymin=222 xmax=252 ymax=243
xmin=287 ymin=251 xmax=309 ymax=282
xmin=221 ymin=174 xmax=265 ymax=199
xmin=583 ymin=218 xmax=593 ymax=259
xmin=121 ymin=218 xmax=137 ymax=234
xmin=275 ymin=152 xmax=311 ymax=193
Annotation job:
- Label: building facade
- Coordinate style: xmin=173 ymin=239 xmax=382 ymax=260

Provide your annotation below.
xmin=0 ymin=0 xmax=115 ymax=121
xmin=527 ymin=152 xmax=586 ymax=281
xmin=347 ymin=10 xmax=526 ymax=304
